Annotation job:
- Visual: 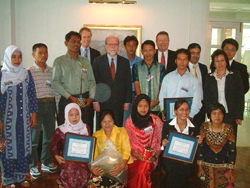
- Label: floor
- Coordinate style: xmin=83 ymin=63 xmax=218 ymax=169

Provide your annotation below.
xmin=0 ymin=114 xmax=250 ymax=188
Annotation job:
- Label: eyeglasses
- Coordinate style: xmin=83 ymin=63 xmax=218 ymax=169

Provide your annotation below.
xmin=106 ymin=43 xmax=119 ymax=47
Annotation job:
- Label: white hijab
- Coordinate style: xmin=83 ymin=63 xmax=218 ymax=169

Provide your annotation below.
xmin=1 ymin=45 xmax=27 ymax=94
xmin=59 ymin=103 xmax=89 ymax=135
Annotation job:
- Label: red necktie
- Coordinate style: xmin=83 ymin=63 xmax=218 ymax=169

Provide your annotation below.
xmin=111 ymin=58 xmax=115 ymax=81
xmin=161 ymin=52 xmax=166 ymax=68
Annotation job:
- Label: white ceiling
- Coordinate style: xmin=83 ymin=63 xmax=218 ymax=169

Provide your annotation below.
xmin=210 ymin=0 xmax=250 ymax=13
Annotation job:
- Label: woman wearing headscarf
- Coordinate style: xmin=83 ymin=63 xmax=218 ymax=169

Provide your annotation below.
xmin=204 ymin=49 xmax=244 ymax=139
xmin=0 ymin=45 xmax=38 ymax=188
xmin=51 ymin=103 xmax=91 ymax=188
xmin=124 ymin=94 xmax=163 ymax=188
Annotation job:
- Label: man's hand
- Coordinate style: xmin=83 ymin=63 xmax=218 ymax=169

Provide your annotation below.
xmin=150 ymin=100 xmax=159 ymax=110
xmin=124 ymin=103 xmax=130 ymax=111
xmin=93 ymin=102 xmax=100 ymax=112
xmin=162 ymin=113 xmax=167 ymax=122
xmin=81 ymin=98 xmax=94 ymax=108
xmin=55 ymin=155 xmax=66 ymax=165
xmin=30 ymin=113 xmax=37 ymax=128
xmin=68 ymin=95 xmax=80 ymax=104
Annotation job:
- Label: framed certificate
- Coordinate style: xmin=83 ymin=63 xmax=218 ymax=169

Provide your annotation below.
xmin=63 ymin=133 xmax=96 ymax=163
xmin=163 ymin=131 xmax=198 ymax=163
xmin=164 ymin=97 xmax=193 ymax=121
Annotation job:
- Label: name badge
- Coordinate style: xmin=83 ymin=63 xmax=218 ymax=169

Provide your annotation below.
xmin=144 ymin=126 xmax=153 ymax=134
xmin=82 ymin=68 xmax=88 ymax=73
xmin=45 ymin=80 xmax=52 ymax=87
xmin=181 ymin=87 xmax=189 ymax=92
xmin=146 ymin=75 xmax=153 ymax=81
xmin=4 ymin=81 xmax=13 ymax=85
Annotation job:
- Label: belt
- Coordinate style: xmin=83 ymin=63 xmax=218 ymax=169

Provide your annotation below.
xmin=37 ymin=97 xmax=55 ymax=102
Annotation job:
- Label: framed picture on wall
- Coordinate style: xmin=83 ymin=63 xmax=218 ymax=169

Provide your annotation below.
xmin=84 ymin=24 xmax=142 ymax=57
xmin=164 ymin=97 xmax=193 ymax=121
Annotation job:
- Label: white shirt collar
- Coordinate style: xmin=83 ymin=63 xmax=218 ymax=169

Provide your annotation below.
xmin=169 ymin=117 xmax=194 ymax=134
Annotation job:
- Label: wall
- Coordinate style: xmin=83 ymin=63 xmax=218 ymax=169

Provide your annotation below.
xmin=0 ymin=0 xmax=210 ymax=67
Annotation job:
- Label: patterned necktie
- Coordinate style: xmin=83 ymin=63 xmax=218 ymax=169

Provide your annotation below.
xmin=110 ymin=58 xmax=115 ymax=81
xmin=193 ymin=64 xmax=198 ymax=78
xmin=84 ymin=48 xmax=88 ymax=58
xmin=161 ymin=52 xmax=166 ymax=68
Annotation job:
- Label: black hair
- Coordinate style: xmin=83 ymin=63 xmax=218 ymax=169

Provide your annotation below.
xmin=123 ymin=35 xmax=139 ymax=46
xmin=210 ymin=49 xmax=230 ymax=73
xmin=207 ymin=102 xmax=226 ymax=120
xmin=174 ymin=99 xmax=190 ymax=111
xmin=221 ymin=38 xmax=239 ymax=51
xmin=141 ymin=40 xmax=155 ymax=50
xmin=99 ymin=109 xmax=115 ymax=123
xmin=156 ymin=31 xmax=169 ymax=40
xmin=65 ymin=31 xmax=81 ymax=42
xmin=175 ymin=48 xmax=191 ymax=60
xmin=188 ymin=43 xmax=201 ymax=51
xmin=32 ymin=43 xmax=47 ymax=53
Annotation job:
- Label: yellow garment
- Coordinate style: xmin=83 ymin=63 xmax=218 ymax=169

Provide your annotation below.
xmin=93 ymin=125 xmax=133 ymax=164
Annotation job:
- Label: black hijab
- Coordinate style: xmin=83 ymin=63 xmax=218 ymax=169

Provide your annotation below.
xmin=131 ymin=94 xmax=153 ymax=130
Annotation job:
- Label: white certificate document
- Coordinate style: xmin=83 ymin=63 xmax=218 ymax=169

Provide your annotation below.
xmin=172 ymin=140 xmax=190 ymax=155
xmin=71 ymin=142 xmax=88 ymax=155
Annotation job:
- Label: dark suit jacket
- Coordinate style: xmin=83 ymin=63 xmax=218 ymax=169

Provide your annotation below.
xmin=204 ymin=71 xmax=244 ymax=124
xmin=79 ymin=47 xmax=101 ymax=65
xmin=89 ymin=47 xmax=101 ymax=65
xmin=198 ymin=63 xmax=208 ymax=93
xmin=230 ymin=60 xmax=249 ymax=94
xmin=154 ymin=49 xmax=177 ymax=75
xmin=92 ymin=54 xmax=132 ymax=113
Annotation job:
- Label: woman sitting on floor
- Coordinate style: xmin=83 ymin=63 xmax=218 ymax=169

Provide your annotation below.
xmin=51 ymin=103 xmax=91 ymax=188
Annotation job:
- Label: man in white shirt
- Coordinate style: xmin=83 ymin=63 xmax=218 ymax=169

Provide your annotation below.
xmin=154 ymin=31 xmax=176 ymax=75
xmin=159 ymin=48 xmax=202 ymax=121
xmin=188 ymin=43 xmax=208 ymax=126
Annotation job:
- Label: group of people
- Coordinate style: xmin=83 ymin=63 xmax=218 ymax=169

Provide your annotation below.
xmin=0 ymin=26 xmax=248 ymax=188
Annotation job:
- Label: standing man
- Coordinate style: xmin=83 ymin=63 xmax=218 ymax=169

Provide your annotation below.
xmin=222 ymin=38 xmax=249 ymax=94
xmin=92 ymin=36 xmax=132 ymax=129
xmin=79 ymin=27 xmax=101 ymax=64
xmin=154 ymin=31 xmax=176 ymax=75
xmin=52 ymin=31 xmax=96 ymax=133
xmin=123 ymin=35 xmax=143 ymax=125
xmin=28 ymin=43 xmax=58 ymax=179
xmin=188 ymin=43 xmax=208 ymax=127
xmin=159 ymin=48 xmax=202 ymax=120
xmin=79 ymin=27 xmax=100 ymax=132
xmin=132 ymin=40 xmax=164 ymax=114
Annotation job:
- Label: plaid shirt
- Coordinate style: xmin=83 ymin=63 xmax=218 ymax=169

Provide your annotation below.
xmin=28 ymin=63 xmax=57 ymax=99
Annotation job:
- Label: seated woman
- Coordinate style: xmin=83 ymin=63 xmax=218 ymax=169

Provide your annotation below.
xmin=161 ymin=99 xmax=202 ymax=188
xmin=51 ymin=103 xmax=91 ymax=188
xmin=89 ymin=109 xmax=132 ymax=187
xmin=124 ymin=94 xmax=163 ymax=188
xmin=197 ymin=102 xmax=236 ymax=188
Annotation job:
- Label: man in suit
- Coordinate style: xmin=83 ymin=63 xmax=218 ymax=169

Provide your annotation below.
xmin=154 ymin=31 xmax=176 ymax=75
xmin=79 ymin=27 xmax=101 ymax=64
xmin=222 ymin=38 xmax=249 ymax=94
xmin=92 ymin=36 xmax=132 ymax=129
xmin=79 ymin=27 xmax=100 ymax=133
xmin=188 ymin=43 xmax=208 ymax=127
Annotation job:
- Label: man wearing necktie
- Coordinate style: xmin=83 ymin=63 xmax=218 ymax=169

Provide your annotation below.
xmin=188 ymin=43 xmax=208 ymax=127
xmin=154 ymin=31 xmax=177 ymax=75
xmin=79 ymin=27 xmax=101 ymax=65
xmin=92 ymin=36 xmax=132 ymax=129
xmin=79 ymin=27 xmax=101 ymax=133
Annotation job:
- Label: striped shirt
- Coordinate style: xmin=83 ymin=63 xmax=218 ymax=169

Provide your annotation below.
xmin=28 ymin=63 xmax=57 ymax=99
